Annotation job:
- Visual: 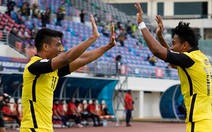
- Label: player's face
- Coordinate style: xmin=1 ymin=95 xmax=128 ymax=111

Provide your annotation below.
xmin=49 ymin=37 xmax=62 ymax=58
xmin=170 ymin=35 xmax=185 ymax=52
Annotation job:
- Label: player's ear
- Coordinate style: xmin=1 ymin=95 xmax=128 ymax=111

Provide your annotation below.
xmin=43 ymin=43 xmax=49 ymax=51
xmin=183 ymin=41 xmax=189 ymax=50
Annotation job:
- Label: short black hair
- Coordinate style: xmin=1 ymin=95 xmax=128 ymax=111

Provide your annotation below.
xmin=34 ymin=28 xmax=63 ymax=52
xmin=174 ymin=21 xmax=201 ymax=47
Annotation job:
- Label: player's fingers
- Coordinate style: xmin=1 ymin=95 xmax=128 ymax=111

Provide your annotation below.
xmin=134 ymin=3 xmax=141 ymax=13
xmin=90 ymin=14 xmax=95 ymax=24
xmin=155 ymin=18 xmax=159 ymax=24
xmin=111 ymin=36 xmax=115 ymax=41
xmin=110 ymin=22 xmax=114 ymax=42
xmin=135 ymin=3 xmax=143 ymax=14
xmin=111 ymin=36 xmax=116 ymax=44
xmin=158 ymin=15 xmax=163 ymax=24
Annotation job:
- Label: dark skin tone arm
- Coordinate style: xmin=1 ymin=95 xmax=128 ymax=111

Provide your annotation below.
xmin=134 ymin=3 xmax=167 ymax=61
xmin=155 ymin=15 xmax=177 ymax=69
xmin=155 ymin=15 xmax=170 ymax=50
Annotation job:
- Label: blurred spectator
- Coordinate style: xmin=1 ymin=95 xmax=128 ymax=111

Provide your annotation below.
xmin=117 ymin=21 xmax=123 ymax=30
xmin=31 ymin=3 xmax=40 ymax=19
xmin=56 ymin=5 xmax=66 ymax=26
xmin=117 ymin=31 xmax=127 ymax=47
xmin=52 ymin=99 xmax=67 ymax=127
xmin=58 ymin=99 xmax=68 ymax=126
xmin=20 ymin=2 xmax=30 ymax=20
xmin=146 ymin=54 xmax=150 ymax=61
xmin=124 ymin=90 xmax=133 ymax=127
xmin=79 ymin=9 xmax=85 ymax=23
xmin=75 ymin=100 xmax=89 ymax=126
xmin=87 ymin=100 xmax=102 ymax=127
xmin=6 ymin=0 xmax=16 ymax=16
xmin=125 ymin=20 xmax=132 ymax=35
xmin=30 ymin=23 xmax=37 ymax=39
xmin=20 ymin=3 xmax=26 ymax=16
xmin=66 ymin=98 xmax=83 ymax=128
xmin=41 ymin=8 xmax=51 ymax=27
xmin=115 ymin=51 xmax=122 ymax=76
xmin=102 ymin=26 xmax=109 ymax=37
xmin=25 ymin=42 xmax=37 ymax=58
xmin=94 ymin=14 xmax=100 ymax=25
xmin=25 ymin=2 xmax=31 ymax=20
xmin=17 ymin=27 xmax=24 ymax=39
xmin=24 ymin=28 xmax=31 ymax=39
xmin=2 ymin=95 xmax=21 ymax=127
xmin=165 ymin=64 xmax=172 ymax=78
xmin=11 ymin=26 xmax=18 ymax=35
xmin=100 ymin=100 xmax=114 ymax=119
xmin=11 ymin=11 xmax=24 ymax=24
xmin=30 ymin=0 xmax=39 ymax=8
xmin=149 ymin=56 xmax=157 ymax=66
xmin=131 ymin=23 xmax=136 ymax=33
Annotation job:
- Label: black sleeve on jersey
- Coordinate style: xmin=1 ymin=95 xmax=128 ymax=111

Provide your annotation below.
xmin=58 ymin=65 xmax=70 ymax=77
xmin=165 ymin=50 xmax=195 ymax=68
xmin=28 ymin=59 xmax=53 ymax=75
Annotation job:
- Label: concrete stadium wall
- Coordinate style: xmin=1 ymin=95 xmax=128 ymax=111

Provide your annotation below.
xmin=0 ymin=44 xmax=26 ymax=58
xmin=114 ymin=76 xmax=180 ymax=119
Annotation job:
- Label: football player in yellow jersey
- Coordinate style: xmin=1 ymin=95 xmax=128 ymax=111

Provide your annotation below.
xmin=20 ymin=15 xmax=116 ymax=132
xmin=135 ymin=3 xmax=212 ymax=132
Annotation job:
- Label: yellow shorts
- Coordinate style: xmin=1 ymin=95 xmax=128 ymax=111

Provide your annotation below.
xmin=186 ymin=120 xmax=212 ymax=132
xmin=20 ymin=128 xmax=53 ymax=132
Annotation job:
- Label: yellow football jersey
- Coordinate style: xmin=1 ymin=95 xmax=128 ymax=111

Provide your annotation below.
xmin=21 ymin=56 xmax=69 ymax=130
xmin=177 ymin=50 xmax=212 ymax=123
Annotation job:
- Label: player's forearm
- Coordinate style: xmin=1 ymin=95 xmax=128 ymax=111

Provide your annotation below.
xmin=51 ymin=36 xmax=98 ymax=70
xmin=157 ymin=34 xmax=170 ymax=49
xmin=64 ymin=36 xmax=98 ymax=62
xmin=80 ymin=43 xmax=114 ymax=62
xmin=141 ymin=28 xmax=167 ymax=60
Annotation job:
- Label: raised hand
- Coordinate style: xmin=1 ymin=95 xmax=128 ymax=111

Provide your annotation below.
xmin=155 ymin=15 xmax=170 ymax=50
xmin=90 ymin=14 xmax=100 ymax=39
xmin=155 ymin=15 xmax=164 ymax=36
xmin=134 ymin=3 xmax=144 ymax=24
xmin=108 ymin=22 xmax=116 ymax=47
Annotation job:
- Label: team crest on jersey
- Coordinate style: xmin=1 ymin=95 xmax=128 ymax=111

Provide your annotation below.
xmin=40 ymin=59 xmax=49 ymax=62
xmin=203 ymin=59 xmax=210 ymax=66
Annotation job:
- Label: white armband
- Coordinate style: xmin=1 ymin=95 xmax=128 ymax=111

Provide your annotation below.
xmin=138 ymin=22 xmax=146 ymax=30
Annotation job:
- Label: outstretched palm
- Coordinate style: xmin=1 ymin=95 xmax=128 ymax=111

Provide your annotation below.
xmin=134 ymin=3 xmax=143 ymax=24
xmin=90 ymin=15 xmax=100 ymax=38
xmin=109 ymin=22 xmax=116 ymax=47
xmin=155 ymin=15 xmax=164 ymax=35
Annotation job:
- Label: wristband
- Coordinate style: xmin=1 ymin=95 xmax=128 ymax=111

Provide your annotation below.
xmin=138 ymin=22 xmax=146 ymax=30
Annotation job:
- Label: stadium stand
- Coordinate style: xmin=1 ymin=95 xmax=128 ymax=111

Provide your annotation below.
xmin=0 ymin=0 xmax=179 ymax=79
xmin=0 ymin=0 xmax=181 ymax=128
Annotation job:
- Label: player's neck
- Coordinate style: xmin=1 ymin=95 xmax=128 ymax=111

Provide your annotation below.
xmin=37 ymin=52 xmax=49 ymax=59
